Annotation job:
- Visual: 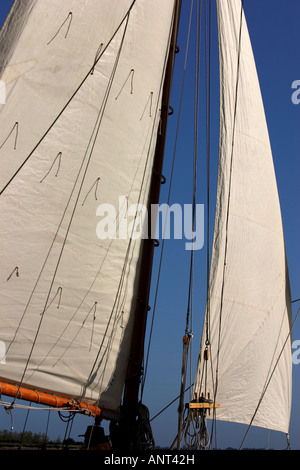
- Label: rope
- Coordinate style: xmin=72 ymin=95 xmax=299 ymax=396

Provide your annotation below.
xmin=40 ymin=152 xmax=62 ymax=183
xmin=115 ymin=68 xmax=135 ymax=99
xmin=184 ymin=411 xmax=210 ymax=449
xmin=204 ymin=0 xmax=211 ymax=353
xmin=135 ymin=403 xmax=155 ymax=450
xmin=19 ymin=403 xmax=31 ymax=449
xmin=0 ymin=121 xmax=18 ymax=150
xmin=47 ymin=12 xmax=73 ymax=46
xmin=177 ymin=0 xmax=202 ymax=448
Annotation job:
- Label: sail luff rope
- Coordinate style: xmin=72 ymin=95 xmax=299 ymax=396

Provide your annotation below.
xmin=140 ymin=0 xmax=194 ymax=400
xmin=0 ymin=0 xmax=137 ymax=197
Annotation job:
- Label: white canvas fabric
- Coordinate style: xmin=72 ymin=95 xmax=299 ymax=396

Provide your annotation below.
xmin=193 ymin=0 xmax=292 ymax=433
xmin=0 ymin=0 xmax=176 ymax=410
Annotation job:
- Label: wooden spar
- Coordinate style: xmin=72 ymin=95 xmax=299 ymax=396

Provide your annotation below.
xmin=0 ymin=381 xmax=119 ymax=420
xmin=189 ymin=402 xmax=220 ymax=410
xmin=123 ymin=0 xmax=182 ymax=408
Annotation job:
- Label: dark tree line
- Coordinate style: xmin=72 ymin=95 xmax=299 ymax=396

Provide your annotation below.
xmin=0 ymin=429 xmax=62 ymax=446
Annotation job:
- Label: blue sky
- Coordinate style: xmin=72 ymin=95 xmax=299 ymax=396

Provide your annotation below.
xmin=0 ymin=0 xmax=299 ymax=450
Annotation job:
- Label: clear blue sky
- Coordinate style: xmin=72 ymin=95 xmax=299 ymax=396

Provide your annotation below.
xmin=0 ymin=0 xmax=299 ymax=450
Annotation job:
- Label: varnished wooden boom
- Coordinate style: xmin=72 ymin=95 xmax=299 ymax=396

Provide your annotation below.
xmin=0 ymin=381 xmax=119 ymax=420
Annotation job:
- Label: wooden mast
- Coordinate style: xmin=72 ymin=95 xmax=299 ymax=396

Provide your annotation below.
xmin=119 ymin=0 xmax=182 ymax=448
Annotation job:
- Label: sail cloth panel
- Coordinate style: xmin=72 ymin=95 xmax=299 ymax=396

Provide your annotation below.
xmin=193 ymin=0 xmax=292 ymax=433
xmin=0 ymin=0 xmax=176 ymax=410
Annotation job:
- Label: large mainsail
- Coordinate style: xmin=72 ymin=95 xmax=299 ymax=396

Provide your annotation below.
xmin=0 ymin=0 xmax=176 ymax=412
xmin=193 ymin=0 xmax=292 ymax=434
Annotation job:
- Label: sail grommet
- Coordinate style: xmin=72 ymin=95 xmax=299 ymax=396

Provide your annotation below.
xmin=154 ymin=239 xmax=159 ymax=247
xmin=161 ymin=175 xmax=166 ymax=185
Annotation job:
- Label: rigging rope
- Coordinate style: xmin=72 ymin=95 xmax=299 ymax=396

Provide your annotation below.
xmin=177 ymin=0 xmax=202 ymax=450
xmin=204 ymin=0 xmax=211 ymax=359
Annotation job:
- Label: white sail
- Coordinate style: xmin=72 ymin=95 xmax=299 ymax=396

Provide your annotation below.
xmin=0 ymin=0 xmax=176 ymax=410
xmin=193 ymin=0 xmax=292 ymax=434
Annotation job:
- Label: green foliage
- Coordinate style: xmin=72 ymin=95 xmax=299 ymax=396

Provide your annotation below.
xmin=0 ymin=429 xmax=49 ymax=445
